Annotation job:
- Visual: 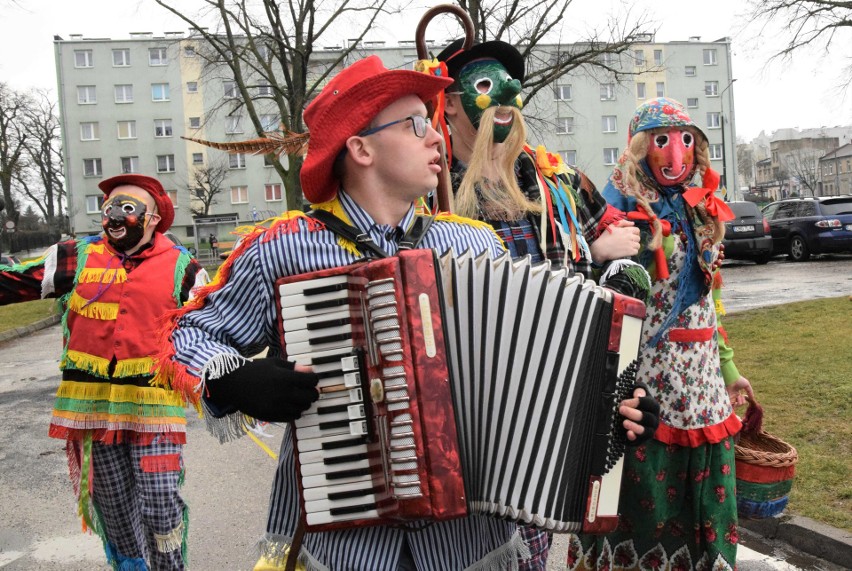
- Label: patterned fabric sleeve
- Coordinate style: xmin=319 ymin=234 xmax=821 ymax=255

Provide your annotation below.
xmin=0 ymin=240 xmax=78 ymax=305
xmin=569 ymin=169 xmax=609 ymax=242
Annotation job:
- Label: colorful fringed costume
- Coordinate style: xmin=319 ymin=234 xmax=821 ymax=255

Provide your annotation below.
xmin=566 ymin=98 xmax=742 ymax=571
xmin=0 ymin=232 xmax=201 ymax=570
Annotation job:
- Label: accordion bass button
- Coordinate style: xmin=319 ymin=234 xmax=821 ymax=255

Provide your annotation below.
xmin=370 ymin=378 xmax=384 ymax=403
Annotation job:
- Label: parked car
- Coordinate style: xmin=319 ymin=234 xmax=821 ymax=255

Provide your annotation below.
xmin=761 ymin=196 xmax=852 ymax=261
xmin=0 ymin=253 xmax=21 ymax=266
xmin=722 ymin=201 xmax=774 ymax=264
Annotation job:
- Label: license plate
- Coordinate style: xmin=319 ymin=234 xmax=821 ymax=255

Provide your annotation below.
xmin=733 ymin=225 xmax=754 ymax=233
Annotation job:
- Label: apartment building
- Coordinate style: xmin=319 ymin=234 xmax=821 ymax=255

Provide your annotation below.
xmin=819 ymin=143 xmax=852 ymax=196
xmin=55 ymin=32 xmax=736 ymax=243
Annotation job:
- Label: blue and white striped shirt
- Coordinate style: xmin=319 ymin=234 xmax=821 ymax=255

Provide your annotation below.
xmin=171 ymin=191 xmax=524 ymax=570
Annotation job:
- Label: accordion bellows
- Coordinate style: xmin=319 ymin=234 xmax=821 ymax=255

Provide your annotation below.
xmin=276 ymin=249 xmax=645 ymax=533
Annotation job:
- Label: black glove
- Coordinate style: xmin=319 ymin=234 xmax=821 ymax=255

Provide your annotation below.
xmin=205 ymin=357 xmax=320 ymax=422
xmin=625 ymin=381 xmax=660 ymax=447
xmin=603 ymin=270 xmax=650 ymax=303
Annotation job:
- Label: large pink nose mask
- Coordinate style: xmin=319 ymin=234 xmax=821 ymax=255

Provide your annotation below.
xmin=646 ymin=129 xmax=696 ymax=186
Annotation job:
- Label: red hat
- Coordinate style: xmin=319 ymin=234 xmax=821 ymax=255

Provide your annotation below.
xmin=98 ymin=174 xmax=174 ymax=233
xmin=300 ymin=55 xmax=453 ymax=204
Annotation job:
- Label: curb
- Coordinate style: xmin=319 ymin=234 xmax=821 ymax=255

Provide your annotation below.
xmin=0 ymin=314 xmax=61 ymax=344
xmin=739 ymin=514 xmax=852 ymax=568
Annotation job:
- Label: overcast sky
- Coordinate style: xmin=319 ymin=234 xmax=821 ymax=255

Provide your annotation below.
xmin=2 ymin=0 xmax=850 ymax=142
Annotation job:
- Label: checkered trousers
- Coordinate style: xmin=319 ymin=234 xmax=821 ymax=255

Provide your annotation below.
xmin=518 ymin=526 xmax=550 ymax=570
xmin=91 ymin=439 xmax=186 ymax=570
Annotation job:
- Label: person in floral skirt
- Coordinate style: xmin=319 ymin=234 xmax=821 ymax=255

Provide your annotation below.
xmin=565 ymin=98 xmax=753 ymax=571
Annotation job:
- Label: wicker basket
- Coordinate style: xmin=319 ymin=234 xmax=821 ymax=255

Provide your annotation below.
xmin=734 ymin=399 xmax=798 ymax=519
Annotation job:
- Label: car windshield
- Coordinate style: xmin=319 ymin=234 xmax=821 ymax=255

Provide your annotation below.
xmin=821 ymin=198 xmax=852 ymax=216
xmin=728 ymin=202 xmax=761 ymax=218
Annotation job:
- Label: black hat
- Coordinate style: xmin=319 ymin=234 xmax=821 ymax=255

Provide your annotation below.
xmin=435 ymin=38 xmax=525 ymax=84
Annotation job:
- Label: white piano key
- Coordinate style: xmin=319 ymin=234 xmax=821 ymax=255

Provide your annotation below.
xmin=302 ymin=469 xmax=375 ymax=489
xmin=299 ymin=444 xmax=370 ymax=465
xmin=282 ymin=308 xmax=351 ymax=333
xmin=305 ymin=508 xmax=380 ymax=527
xmin=296 ymin=432 xmax=364 ymax=453
xmin=287 ymin=336 xmax=353 ymax=356
xmin=302 ymin=478 xmax=376 ymax=502
xmin=284 ymin=323 xmax=353 ymax=345
xmin=300 ymin=457 xmax=372 ymax=477
xmin=279 ymin=274 xmax=348 ymax=297
xmin=296 ymin=419 xmax=368 ymax=441
xmin=294 ymin=405 xmax=365 ymax=429
xmin=317 ymin=388 xmax=362 ymax=403
xmin=305 ymin=492 xmax=379 ymax=514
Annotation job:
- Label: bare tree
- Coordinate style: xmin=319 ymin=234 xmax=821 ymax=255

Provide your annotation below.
xmin=187 ymin=159 xmax=230 ymax=217
xmin=17 ymin=89 xmax=66 ymax=232
xmin=0 ymin=83 xmax=29 ymax=227
xmin=155 ymin=0 xmax=399 ymax=210
xmin=737 ymin=143 xmax=756 ymax=188
xmin=747 ymin=0 xmax=852 ymax=85
xmin=782 ymin=146 xmax=824 ymax=196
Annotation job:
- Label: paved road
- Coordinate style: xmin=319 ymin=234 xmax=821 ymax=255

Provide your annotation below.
xmin=1 ymin=255 xmax=849 ymax=570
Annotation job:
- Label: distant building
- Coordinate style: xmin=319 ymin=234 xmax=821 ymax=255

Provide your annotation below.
xmin=54 ymin=32 xmax=736 ymax=240
xmin=819 ymin=143 xmax=852 ymax=196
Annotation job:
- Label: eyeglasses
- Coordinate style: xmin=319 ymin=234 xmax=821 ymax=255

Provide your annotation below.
xmin=358 ymin=115 xmax=429 ymax=139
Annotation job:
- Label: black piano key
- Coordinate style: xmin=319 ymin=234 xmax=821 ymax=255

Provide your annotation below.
xmin=303 ymin=283 xmax=349 ymax=296
xmin=305 ymin=298 xmax=349 ymax=312
xmin=311 ymin=332 xmax=353 ymax=345
xmin=328 ymin=486 xmax=381 ymax=501
xmin=329 ymin=502 xmax=377 ymax=516
xmin=322 ymin=436 xmax=367 ymax=450
xmin=307 ymin=317 xmax=351 ymax=331
xmin=317 ymin=403 xmax=351 ymax=415
xmin=326 ymin=467 xmax=372 ymax=480
xmin=319 ymin=419 xmax=356 ymax=431
xmin=316 ymin=368 xmax=345 ymax=380
xmin=311 ymin=352 xmax=357 ymax=366
xmin=324 ymin=452 xmax=369 ymax=465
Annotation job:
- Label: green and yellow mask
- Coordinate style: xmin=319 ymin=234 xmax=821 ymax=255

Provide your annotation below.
xmin=456 ymin=59 xmax=523 ymax=143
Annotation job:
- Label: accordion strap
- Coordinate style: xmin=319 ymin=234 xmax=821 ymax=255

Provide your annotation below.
xmin=309 ymin=209 xmax=435 ymax=258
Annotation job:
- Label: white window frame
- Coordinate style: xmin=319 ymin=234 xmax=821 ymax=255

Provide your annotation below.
xmin=707 ymin=112 xmax=721 ymax=129
xmin=603 ymin=148 xmax=619 ymax=165
xmin=225 ymin=115 xmax=243 ymax=134
xmin=634 ymin=49 xmax=646 ymax=66
xmin=656 ymin=82 xmax=665 ymax=97
xmin=709 ymin=144 xmax=723 ymax=160
xmin=192 ymin=153 xmax=204 ymax=165
xmin=257 ymin=44 xmax=271 ymax=61
xmin=183 ymin=45 xmax=196 ymax=58
xmin=151 ymin=83 xmax=170 ymax=102
xmin=559 ymin=150 xmax=577 ymax=165
xmin=599 ymin=83 xmax=616 ymax=101
xmin=157 ymin=154 xmax=177 ymax=173
xmin=601 ymin=115 xmax=617 ymax=133
xmin=80 ymin=122 xmax=99 ymax=141
xmin=186 ymin=81 xmax=198 ymax=94
xmin=705 ymin=81 xmax=719 ymax=96
xmin=112 ymin=48 xmax=130 ymax=67
xmin=685 ymin=66 xmax=696 ymax=77
xmin=556 ymin=117 xmax=574 ymax=135
xmin=189 ymin=117 xmax=201 ymax=129
xmin=601 ymin=52 xmax=618 ymax=66
xmin=257 ymin=82 xmax=273 ymax=97
xmin=166 ymin=190 xmax=178 ymax=207
xmin=224 ymin=80 xmax=238 ymax=98
xmin=703 ymin=49 xmax=718 ymax=65
xmin=120 ymin=156 xmax=140 ymax=174
xmin=229 ymin=153 xmax=247 ymax=169
xmin=149 ymin=47 xmax=168 ymax=66
xmin=265 ymin=183 xmax=283 ymax=202
xmin=83 ymin=158 xmax=102 ymax=177
xmin=653 ymin=49 xmax=663 ymax=66
xmin=154 ymin=119 xmax=173 ymax=138
xmin=77 ymin=85 xmax=96 ymax=104
xmin=553 ymin=84 xmax=572 ymax=101
xmin=74 ymin=50 xmax=93 ymax=68
xmin=636 ymin=82 xmax=646 ymax=99
xmin=86 ymin=195 xmax=103 ymax=213
xmin=230 ymin=185 xmax=249 ymax=204
xmin=114 ymin=84 xmax=133 ymax=103
xmin=687 ymin=97 xmax=699 ymax=108
xmin=260 ymin=114 xmax=278 ymax=132
xmin=117 ymin=120 xmax=137 ymax=140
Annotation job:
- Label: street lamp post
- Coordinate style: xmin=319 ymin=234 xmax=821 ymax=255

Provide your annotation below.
xmin=720 ymin=78 xmax=737 ymax=200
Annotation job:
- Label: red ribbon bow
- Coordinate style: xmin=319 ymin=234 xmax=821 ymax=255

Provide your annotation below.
xmin=627 ymin=205 xmax=672 ymax=280
xmin=681 ymin=168 xmax=735 ymax=222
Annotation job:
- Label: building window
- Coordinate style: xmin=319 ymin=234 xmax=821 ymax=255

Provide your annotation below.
xmin=189 ymin=117 xmax=201 ymax=129
xmin=264 ymin=155 xmax=277 ymax=167
xmin=553 ymin=84 xmax=572 ymax=101
xmin=112 ymin=49 xmax=130 ymax=67
xmin=265 ymin=183 xmax=283 ymax=202
xmin=154 ymin=119 xmax=173 ymax=137
xmin=257 ymin=82 xmax=273 ymax=97
xmin=77 ymin=86 xmax=96 ymax=104
xmin=114 ymin=84 xmax=133 ymax=103
xmin=229 ymin=153 xmax=247 ymax=169
xmin=224 ymin=80 xmax=238 ymax=98
xmin=653 ymin=49 xmax=663 ymax=66
xmin=83 ymin=158 xmax=102 ymax=177
xmin=687 ymin=97 xmax=699 ymax=108
xmin=556 ymin=117 xmax=575 ymax=135
xmin=186 ymin=81 xmax=198 ymax=93
xmin=192 ymin=153 xmax=204 ymax=165
xmin=151 ymin=83 xmax=170 ymax=101
xmin=601 ymin=115 xmax=617 ymax=133
xmin=707 ymin=112 xmax=721 ymax=129
xmin=157 ymin=154 xmax=176 ymax=173
xmin=86 ymin=195 xmax=104 ymax=213
xmin=80 ymin=122 xmax=99 ymax=141
xmin=636 ymin=83 xmax=646 ymax=99
xmin=603 ymin=148 xmax=619 ymax=165
xmin=656 ymin=82 xmax=665 ymax=97
xmin=149 ymin=47 xmax=168 ymax=66
xmin=703 ymin=49 xmax=718 ymax=65
xmin=225 ymin=115 xmax=243 ymax=134
xmin=709 ymin=144 xmax=723 ymax=160
xmin=121 ymin=156 xmax=140 ymax=173
xmin=705 ymin=81 xmax=719 ymax=96
xmin=74 ymin=50 xmax=93 ymax=68
xmin=634 ymin=49 xmax=645 ymax=66
xmin=183 ymin=45 xmax=196 ymax=58
xmin=117 ymin=120 xmax=137 ymax=139
xmin=600 ymin=52 xmax=618 ymax=66
xmin=600 ymin=83 xmax=616 ymax=101
xmin=166 ymin=190 xmax=178 ymax=206
xmin=257 ymin=44 xmax=271 ymax=61
xmin=685 ymin=65 xmax=696 ymax=77
xmin=559 ymin=150 xmax=577 ymax=165
xmin=230 ymin=185 xmax=249 ymax=204
xmin=260 ymin=114 xmax=278 ymax=132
